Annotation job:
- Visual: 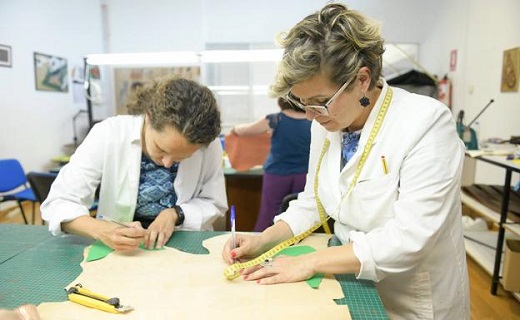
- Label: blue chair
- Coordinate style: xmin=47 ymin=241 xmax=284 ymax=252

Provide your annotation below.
xmin=0 ymin=159 xmax=37 ymax=224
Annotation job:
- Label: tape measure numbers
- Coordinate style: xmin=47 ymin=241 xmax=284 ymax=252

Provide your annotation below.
xmin=224 ymin=87 xmax=393 ymax=280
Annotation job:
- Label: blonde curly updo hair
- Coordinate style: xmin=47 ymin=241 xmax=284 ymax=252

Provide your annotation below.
xmin=270 ymin=3 xmax=385 ymax=97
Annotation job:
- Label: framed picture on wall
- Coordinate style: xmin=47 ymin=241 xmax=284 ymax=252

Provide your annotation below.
xmin=33 ymin=52 xmax=69 ymax=92
xmin=0 ymin=44 xmax=12 ymax=68
xmin=113 ymin=66 xmax=200 ymax=115
xmin=500 ymin=47 xmax=520 ymax=93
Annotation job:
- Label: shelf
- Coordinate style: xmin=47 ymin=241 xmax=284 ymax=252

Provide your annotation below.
xmin=462 ymin=153 xmax=520 ymax=297
xmin=504 ymin=223 xmax=520 ymax=236
xmin=461 ymin=190 xmax=520 ymax=236
xmin=464 ymin=230 xmax=520 ymax=301
xmin=464 ymin=230 xmax=506 ymax=275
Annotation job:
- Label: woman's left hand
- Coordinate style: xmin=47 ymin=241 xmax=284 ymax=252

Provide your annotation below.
xmin=241 ymin=254 xmax=316 ymax=285
xmin=144 ymin=208 xmax=176 ymax=249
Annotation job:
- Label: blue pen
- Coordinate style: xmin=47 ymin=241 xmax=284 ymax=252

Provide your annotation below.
xmin=230 ymin=205 xmax=236 ymax=253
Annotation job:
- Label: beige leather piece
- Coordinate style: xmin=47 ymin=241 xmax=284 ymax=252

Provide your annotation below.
xmin=38 ymin=234 xmax=350 ymax=320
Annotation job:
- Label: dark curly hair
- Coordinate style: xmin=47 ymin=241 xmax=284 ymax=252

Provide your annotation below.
xmin=127 ymin=76 xmax=221 ymax=146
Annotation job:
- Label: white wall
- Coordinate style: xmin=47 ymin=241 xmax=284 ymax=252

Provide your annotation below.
xmin=464 ymin=0 xmax=520 ymax=184
xmin=105 ymin=0 xmax=439 ymax=52
xmin=421 ymin=0 xmax=520 ymax=184
xmin=101 ymin=0 xmax=445 ymax=134
xmin=0 ymin=0 xmax=103 ymax=173
xmin=1 ymin=0 xmax=519 ymax=188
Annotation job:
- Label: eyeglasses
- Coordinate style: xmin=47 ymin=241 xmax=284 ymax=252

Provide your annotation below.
xmin=285 ymin=78 xmax=352 ymax=116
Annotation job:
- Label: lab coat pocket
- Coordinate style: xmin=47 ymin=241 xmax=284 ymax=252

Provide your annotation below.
xmin=354 ymin=172 xmax=398 ymax=200
xmin=346 ymin=173 xmax=398 ymax=227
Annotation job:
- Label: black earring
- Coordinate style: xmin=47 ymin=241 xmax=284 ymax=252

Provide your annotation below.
xmin=359 ymin=95 xmax=370 ymax=107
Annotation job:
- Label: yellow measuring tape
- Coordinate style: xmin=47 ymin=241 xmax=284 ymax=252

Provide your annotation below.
xmin=224 ymin=87 xmax=393 ymax=280
xmin=314 ymin=139 xmax=333 ymax=234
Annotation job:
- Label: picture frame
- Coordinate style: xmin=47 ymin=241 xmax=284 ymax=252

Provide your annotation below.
xmin=0 ymin=44 xmax=12 ymax=68
xmin=114 ymin=66 xmax=200 ymax=114
xmin=33 ymin=52 xmax=69 ymax=92
xmin=500 ymin=47 xmax=520 ymax=93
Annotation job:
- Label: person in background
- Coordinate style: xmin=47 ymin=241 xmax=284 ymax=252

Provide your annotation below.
xmin=231 ymin=97 xmax=311 ymax=231
xmin=222 ymin=3 xmax=469 ymax=319
xmin=42 ymin=76 xmax=227 ymax=251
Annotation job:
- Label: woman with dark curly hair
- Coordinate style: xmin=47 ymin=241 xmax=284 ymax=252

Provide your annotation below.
xmin=43 ymin=76 xmax=227 ymax=251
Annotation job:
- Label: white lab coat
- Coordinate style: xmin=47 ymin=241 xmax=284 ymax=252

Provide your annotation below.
xmin=42 ymin=115 xmax=228 ymax=235
xmin=276 ymin=81 xmax=470 ymax=319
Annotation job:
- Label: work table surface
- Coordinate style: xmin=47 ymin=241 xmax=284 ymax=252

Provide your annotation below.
xmin=0 ymin=224 xmax=387 ymax=319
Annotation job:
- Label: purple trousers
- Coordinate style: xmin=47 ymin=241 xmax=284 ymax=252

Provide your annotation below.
xmin=254 ymin=172 xmax=307 ymax=232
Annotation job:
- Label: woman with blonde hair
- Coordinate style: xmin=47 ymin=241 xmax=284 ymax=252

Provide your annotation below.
xmin=222 ymin=4 xmax=469 ymax=319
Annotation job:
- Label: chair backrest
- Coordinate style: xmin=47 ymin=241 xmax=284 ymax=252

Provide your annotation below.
xmin=0 ymin=159 xmax=29 ymax=193
xmin=26 ymin=172 xmax=58 ymax=203
xmin=280 ymin=192 xmax=299 ymax=214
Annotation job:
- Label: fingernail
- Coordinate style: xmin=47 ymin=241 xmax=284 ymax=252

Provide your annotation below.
xmin=243 ymin=275 xmax=248 ymax=280
xmin=231 ymin=251 xmax=236 ymax=258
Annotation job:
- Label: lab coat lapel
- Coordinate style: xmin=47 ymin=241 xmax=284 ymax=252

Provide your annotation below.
xmin=326 ymin=132 xmax=352 ymax=196
xmin=334 ymin=81 xmax=390 ymax=191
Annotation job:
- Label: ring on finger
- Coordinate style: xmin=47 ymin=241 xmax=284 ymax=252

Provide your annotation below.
xmin=260 ymin=257 xmax=273 ymax=267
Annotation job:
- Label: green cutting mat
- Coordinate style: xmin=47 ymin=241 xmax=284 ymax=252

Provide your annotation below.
xmin=0 ymin=225 xmax=93 ymax=307
xmin=329 ymin=236 xmax=388 ymax=319
xmin=0 ymin=225 xmax=51 ymax=264
xmin=0 ymin=225 xmax=387 ymax=319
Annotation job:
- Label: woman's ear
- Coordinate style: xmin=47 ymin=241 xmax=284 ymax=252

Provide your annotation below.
xmin=357 ymin=67 xmax=372 ymax=91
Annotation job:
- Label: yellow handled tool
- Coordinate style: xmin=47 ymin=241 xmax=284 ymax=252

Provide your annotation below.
xmin=67 ymin=283 xmax=133 ymax=314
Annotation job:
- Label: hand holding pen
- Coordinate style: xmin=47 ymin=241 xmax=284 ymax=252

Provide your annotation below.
xmin=223 ymin=206 xmax=270 ymax=266
xmin=102 ymin=218 xmax=147 ymax=251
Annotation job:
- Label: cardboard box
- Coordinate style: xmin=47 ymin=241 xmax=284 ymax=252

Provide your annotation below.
xmin=503 ymin=239 xmax=520 ymax=292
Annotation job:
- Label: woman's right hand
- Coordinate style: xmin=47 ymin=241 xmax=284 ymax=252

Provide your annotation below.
xmin=62 ymin=216 xmax=147 ymax=252
xmin=222 ymin=233 xmax=265 ymax=265
xmin=222 ymin=221 xmax=294 ymax=265
xmin=99 ymin=221 xmax=147 ymax=252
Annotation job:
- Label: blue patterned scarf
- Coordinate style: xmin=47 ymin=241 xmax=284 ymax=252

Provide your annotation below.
xmin=340 ymin=131 xmax=361 ymax=170
xmin=135 ymin=153 xmax=179 ymax=218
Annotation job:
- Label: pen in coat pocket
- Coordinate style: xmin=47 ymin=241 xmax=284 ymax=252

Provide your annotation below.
xmin=381 ymin=155 xmax=389 ymax=175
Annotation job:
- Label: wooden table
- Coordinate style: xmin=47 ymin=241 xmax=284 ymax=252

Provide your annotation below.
xmin=224 ymin=167 xmax=263 ymax=231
